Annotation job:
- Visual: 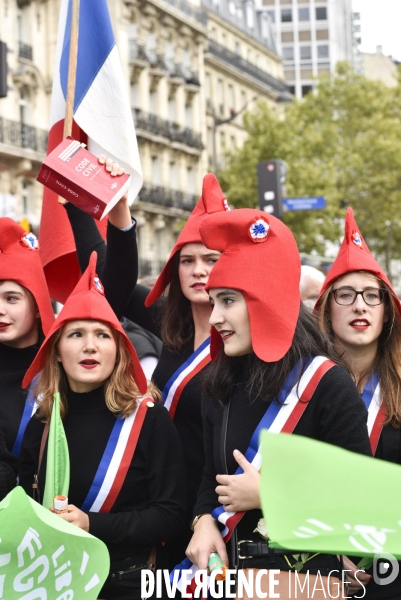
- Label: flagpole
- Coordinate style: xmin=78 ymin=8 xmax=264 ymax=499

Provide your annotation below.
xmin=63 ymin=0 xmax=80 ymax=139
xmin=58 ymin=0 xmax=80 ymax=204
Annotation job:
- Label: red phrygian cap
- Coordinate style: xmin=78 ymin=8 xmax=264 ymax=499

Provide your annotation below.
xmin=316 ymin=207 xmax=396 ymax=308
xmin=145 ymin=173 xmax=229 ymax=306
xmin=23 ymin=252 xmax=147 ymax=393
xmin=200 ymin=209 xmax=301 ymax=363
xmin=0 ymin=218 xmax=55 ymax=335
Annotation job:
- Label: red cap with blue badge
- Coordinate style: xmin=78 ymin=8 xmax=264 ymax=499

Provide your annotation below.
xmin=315 ymin=207 xmax=395 ymax=308
xmin=22 ymin=252 xmax=147 ymax=393
xmin=0 ymin=218 xmax=55 ymax=335
xmin=200 ymin=208 xmax=301 ymax=363
xmin=145 ymin=173 xmax=229 ymax=306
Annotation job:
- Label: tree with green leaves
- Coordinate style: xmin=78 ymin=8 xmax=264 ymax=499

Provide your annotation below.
xmin=220 ymin=63 xmax=401 ymax=279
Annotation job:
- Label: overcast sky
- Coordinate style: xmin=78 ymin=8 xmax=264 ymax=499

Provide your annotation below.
xmin=352 ymin=0 xmax=401 ymax=61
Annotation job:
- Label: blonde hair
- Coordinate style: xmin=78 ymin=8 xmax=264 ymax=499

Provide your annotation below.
xmin=316 ymin=272 xmax=401 ymax=428
xmin=34 ymin=323 xmax=161 ymax=421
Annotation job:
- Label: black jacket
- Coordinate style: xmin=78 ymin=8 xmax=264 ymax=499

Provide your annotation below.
xmin=195 ymin=363 xmax=372 ymax=573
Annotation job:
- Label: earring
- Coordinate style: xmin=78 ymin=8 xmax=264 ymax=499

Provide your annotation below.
xmin=56 ymin=356 xmax=61 ymax=362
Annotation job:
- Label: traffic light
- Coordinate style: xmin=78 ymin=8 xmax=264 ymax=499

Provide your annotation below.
xmin=0 ymin=41 xmax=7 ymax=98
xmin=257 ymin=160 xmax=288 ymax=219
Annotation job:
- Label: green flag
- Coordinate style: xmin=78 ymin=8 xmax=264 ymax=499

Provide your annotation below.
xmin=260 ymin=431 xmax=401 ymax=559
xmin=43 ymin=392 xmax=70 ymax=509
xmin=0 ymin=486 xmax=110 ymax=598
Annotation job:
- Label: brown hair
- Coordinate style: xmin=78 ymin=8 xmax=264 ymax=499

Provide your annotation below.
xmin=34 ymin=323 xmax=160 ymax=422
xmin=159 ymin=251 xmax=194 ymax=352
xmin=316 ymin=272 xmax=401 ymax=428
xmin=204 ymin=302 xmax=348 ymax=405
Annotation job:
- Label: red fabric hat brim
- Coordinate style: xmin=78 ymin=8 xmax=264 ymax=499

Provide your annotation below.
xmin=200 ymin=209 xmax=301 ymax=363
xmin=145 ymin=173 xmax=229 ymax=307
xmin=0 ymin=218 xmax=55 ymax=335
xmin=23 ymin=253 xmax=147 ymax=393
xmin=316 ymin=208 xmax=399 ymax=311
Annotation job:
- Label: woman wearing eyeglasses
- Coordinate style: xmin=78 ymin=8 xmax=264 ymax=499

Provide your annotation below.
xmin=315 ymin=208 xmax=401 ymax=600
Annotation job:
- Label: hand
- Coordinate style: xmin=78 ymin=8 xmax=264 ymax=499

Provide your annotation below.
xmin=98 ymin=155 xmax=131 ymax=229
xmin=50 ymin=505 xmax=90 ymax=532
xmin=98 ymin=154 xmax=125 ymax=177
xmin=342 ymin=555 xmax=371 ymax=596
xmin=186 ymin=514 xmax=228 ymax=570
xmin=215 ymin=449 xmax=260 ymax=512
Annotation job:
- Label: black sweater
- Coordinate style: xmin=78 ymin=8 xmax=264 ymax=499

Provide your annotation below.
xmin=195 ymin=364 xmax=372 ymax=570
xmin=0 ymin=426 xmax=18 ymax=500
xmin=0 ymin=341 xmax=40 ymax=454
xmin=65 ymin=208 xmax=207 ymax=519
xmin=18 ymin=386 xmax=187 ymax=561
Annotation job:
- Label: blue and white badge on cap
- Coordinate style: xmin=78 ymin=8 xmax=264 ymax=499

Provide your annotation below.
xmin=352 ymin=231 xmax=363 ymax=249
xmin=248 ymin=217 xmax=270 ymax=243
xmin=93 ymin=276 xmax=104 ymax=295
xmin=20 ymin=233 xmax=39 ymax=250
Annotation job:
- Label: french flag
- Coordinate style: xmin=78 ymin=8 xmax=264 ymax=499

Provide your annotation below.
xmin=39 ymin=0 xmax=142 ymax=303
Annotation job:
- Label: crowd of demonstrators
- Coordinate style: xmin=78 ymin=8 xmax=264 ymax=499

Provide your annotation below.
xmin=186 ymin=209 xmax=371 ymax=599
xmin=315 ymin=208 xmax=401 ymax=600
xmin=1 ymin=157 xmax=401 ymax=599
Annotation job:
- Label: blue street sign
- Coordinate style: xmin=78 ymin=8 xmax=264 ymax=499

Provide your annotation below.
xmin=283 ymin=196 xmax=326 ymax=211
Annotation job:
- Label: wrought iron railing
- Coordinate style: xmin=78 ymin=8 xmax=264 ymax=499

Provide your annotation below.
xmin=18 ymin=41 xmax=33 ymax=61
xmin=139 ymin=258 xmax=167 ymax=277
xmin=132 ymin=108 xmax=204 ymax=150
xmin=138 ymin=183 xmax=197 ymax=211
xmin=208 ymin=40 xmax=289 ymax=93
xmin=0 ymin=118 xmax=48 ymax=153
xmin=164 ymin=0 xmax=207 ymax=25
xmin=129 ymin=41 xmax=148 ymax=63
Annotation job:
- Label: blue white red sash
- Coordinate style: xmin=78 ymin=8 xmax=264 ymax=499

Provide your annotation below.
xmin=81 ymin=398 xmax=150 ymax=513
xmin=361 ymin=373 xmax=385 ymax=455
xmin=212 ymin=356 xmax=335 ymax=542
xmin=162 ymin=337 xmax=211 ymax=418
xmin=12 ymin=375 xmax=39 ymax=457
xmin=169 ymin=558 xmax=205 ymax=597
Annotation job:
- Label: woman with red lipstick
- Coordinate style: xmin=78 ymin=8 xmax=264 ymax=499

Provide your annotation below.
xmin=65 ymin=172 xmax=228 ymax=567
xmin=0 ymin=218 xmax=55 ymax=458
xmin=18 ymin=254 xmax=186 ymax=600
xmin=315 ymin=208 xmax=401 ymax=600
xmin=186 ymin=208 xmax=371 ymax=599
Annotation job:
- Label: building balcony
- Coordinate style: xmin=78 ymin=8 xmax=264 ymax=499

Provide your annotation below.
xmin=129 ymin=41 xmax=148 ymax=64
xmin=163 ymin=0 xmax=207 ymax=26
xmin=207 ymin=40 xmax=289 ymax=93
xmin=132 ymin=108 xmax=204 ymax=150
xmin=138 ymin=183 xmax=198 ymax=211
xmin=139 ymin=258 xmax=166 ymax=278
xmin=0 ymin=118 xmax=48 ymax=153
xmin=18 ymin=41 xmax=33 ymax=61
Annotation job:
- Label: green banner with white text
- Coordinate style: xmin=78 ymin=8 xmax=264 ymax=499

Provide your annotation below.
xmin=260 ymin=431 xmax=401 ymax=558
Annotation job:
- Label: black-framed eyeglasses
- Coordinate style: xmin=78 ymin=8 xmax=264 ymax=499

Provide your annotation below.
xmin=332 ymin=287 xmax=387 ymax=306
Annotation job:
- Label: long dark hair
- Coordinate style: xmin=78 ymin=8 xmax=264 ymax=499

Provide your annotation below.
xmin=317 ymin=273 xmax=401 ymax=428
xmin=204 ymin=302 xmax=347 ymax=405
xmin=159 ymin=252 xmax=194 ymax=352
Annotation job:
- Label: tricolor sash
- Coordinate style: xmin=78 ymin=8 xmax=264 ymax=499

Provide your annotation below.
xmin=162 ymin=337 xmax=211 ymax=418
xmin=212 ymin=356 xmax=335 ymax=542
xmin=361 ymin=373 xmax=385 ymax=455
xmin=12 ymin=375 xmax=39 ymax=457
xmin=81 ymin=398 xmax=150 ymax=513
